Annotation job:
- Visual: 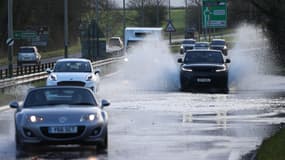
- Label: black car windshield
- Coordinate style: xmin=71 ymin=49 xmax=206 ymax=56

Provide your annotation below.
xmin=211 ymin=40 xmax=225 ymax=45
xmin=53 ymin=61 xmax=92 ymax=72
xmin=24 ymin=88 xmax=97 ymax=108
xmin=184 ymin=51 xmax=224 ymax=64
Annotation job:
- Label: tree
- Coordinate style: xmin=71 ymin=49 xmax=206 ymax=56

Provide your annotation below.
xmin=127 ymin=0 xmax=167 ymax=27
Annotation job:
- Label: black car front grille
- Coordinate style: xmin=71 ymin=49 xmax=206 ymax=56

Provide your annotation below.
xmin=40 ymin=126 xmax=85 ymax=139
xmin=57 ymin=81 xmax=85 ymax=87
xmin=192 ymin=67 xmax=216 ymax=72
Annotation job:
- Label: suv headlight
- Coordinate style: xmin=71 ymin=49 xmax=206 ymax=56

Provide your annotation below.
xmin=48 ymin=74 xmax=57 ymax=81
xmin=181 ymin=67 xmax=192 ymax=72
xmin=216 ymin=66 xmax=226 ymax=72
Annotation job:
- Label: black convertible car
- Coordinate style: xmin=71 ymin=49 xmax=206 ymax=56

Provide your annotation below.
xmin=178 ymin=50 xmax=230 ymax=93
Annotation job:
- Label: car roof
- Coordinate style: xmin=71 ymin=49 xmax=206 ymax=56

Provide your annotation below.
xmin=56 ymin=58 xmax=91 ymax=63
xmin=195 ymin=41 xmax=209 ymax=44
xmin=211 ymin=39 xmax=225 ymax=42
xmin=19 ymin=46 xmax=37 ymax=48
xmin=183 ymin=39 xmax=196 ymax=41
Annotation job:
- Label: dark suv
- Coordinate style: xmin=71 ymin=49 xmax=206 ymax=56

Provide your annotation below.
xmin=210 ymin=39 xmax=228 ymax=56
xmin=178 ymin=50 xmax=230 ymax=93
xmin=17 ymin=46 xmax=41 ymax=66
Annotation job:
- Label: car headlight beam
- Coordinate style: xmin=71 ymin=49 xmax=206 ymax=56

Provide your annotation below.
xmin=80 ymin=113 xmax=98 ymax=122
xmin=29 ymin=115 xmax=44 ymax=123
xmin=181 ymin=67 xmax=193 ymax=72
xmin=216 ymin=67 xmax=226 ymax=72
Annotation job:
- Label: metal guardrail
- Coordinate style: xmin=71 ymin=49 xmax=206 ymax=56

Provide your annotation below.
xmin=0 ymin=56 xmax=125 ymax=90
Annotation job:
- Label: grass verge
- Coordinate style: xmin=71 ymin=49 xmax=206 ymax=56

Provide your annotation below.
xmin=256 ymin=128 xmax=285 ymax=160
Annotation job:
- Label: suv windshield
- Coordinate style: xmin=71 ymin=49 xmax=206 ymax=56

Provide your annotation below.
xmin=184 ymin=51 xmax=224 ymax=64
xmin=53 ymin=61 xmax=92 ymax=72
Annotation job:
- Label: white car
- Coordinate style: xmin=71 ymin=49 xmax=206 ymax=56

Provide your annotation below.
xmin=46 ymin=58 xmax=100 ymax=92
xmin=180 ymin=39 xmax=196 ymax=54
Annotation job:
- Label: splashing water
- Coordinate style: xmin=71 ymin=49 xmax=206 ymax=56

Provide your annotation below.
xmin=228 ymin=24 xmax=282 ymax=92
xmin=121 ymin=34 xmax=180 ymax=91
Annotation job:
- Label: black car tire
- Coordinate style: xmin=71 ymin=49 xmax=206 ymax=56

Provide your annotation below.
xmin=97 ymin=129 xmax=108 ymax=150
xmin=15 ymin=132 xmax=25 ymax=151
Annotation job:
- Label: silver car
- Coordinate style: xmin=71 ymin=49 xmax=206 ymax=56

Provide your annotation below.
xmin=17 ymin=46 xmax=41 ymax=66
xmin=10 ymin=86 xmax=110 ymax=150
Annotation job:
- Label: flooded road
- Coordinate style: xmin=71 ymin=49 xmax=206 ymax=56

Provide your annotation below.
xmin=1 ymin=24 xmax=285 ymax=160
xmin=1 ymin=75 xmax=285 ymax=160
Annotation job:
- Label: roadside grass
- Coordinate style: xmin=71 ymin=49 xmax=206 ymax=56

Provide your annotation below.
xmin=256 ymin=128 xmax=285 ymax=160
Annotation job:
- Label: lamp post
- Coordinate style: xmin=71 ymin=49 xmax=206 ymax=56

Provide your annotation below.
xmin=8 ymin=0 xmax=13 ymax=77
xmin=123 ymin=0 xmax=126 ymax=41
xmin=168 ymin=0 xmax=172 ymax=44
xmin=64 ymin=0 xmax=68 ymax=58
xmin=156 ymin=0 xmax=159 ymax=26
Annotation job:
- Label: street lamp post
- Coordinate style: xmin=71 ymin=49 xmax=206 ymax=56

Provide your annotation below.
xmin=156 ymin=0 xmax=159 ymax=27
xmin=64 ymin=0 xmax=68 ymax=58
xmin=123 ymin=0 xmax=126 ymax=41
xmin=168 ymin=0 xmax=172 ymax=44
xmin=8 ymin=0 xmax=13 ymax=77
xmin=96 ymin=0 xmax=99 ymax=60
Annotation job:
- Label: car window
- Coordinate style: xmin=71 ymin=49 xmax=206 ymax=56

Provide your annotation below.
xmin=195 ymin=43 xmax=209 ymax=47
xmin=24 ymin=88 xmax=97 ymax=108
xmin=19 ymin=48 xmax=35 ymax=52
xmin=184 ymin=51 xmax=224 ymax=64
xmin=53 ymin=61 xmax=92 ymax=72
xmin=211 ymin=40 xmax=225 ymax=45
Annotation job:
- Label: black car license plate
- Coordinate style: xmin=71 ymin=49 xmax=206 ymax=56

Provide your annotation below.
xmin=48 ymin=126 xmax=78 ymax=134
xmin=197 ymin=78 xmax=211 ymax=83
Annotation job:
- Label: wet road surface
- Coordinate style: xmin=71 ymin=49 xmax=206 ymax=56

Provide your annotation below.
xmin=1 ymin=74 xmax=285 ymax=160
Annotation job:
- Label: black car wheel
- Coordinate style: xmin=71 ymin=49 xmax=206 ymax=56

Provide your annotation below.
xmin=15 ymin=132 xmax=25 ymax=151
xmin=97 ymin=129 xmax=108 ymax=150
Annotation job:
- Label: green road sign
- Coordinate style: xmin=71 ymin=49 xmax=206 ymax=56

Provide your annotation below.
xmin=14 ymin=31 xmax=37 ymax=39
xmin=202 ymin=0 xmax=227 ymax=28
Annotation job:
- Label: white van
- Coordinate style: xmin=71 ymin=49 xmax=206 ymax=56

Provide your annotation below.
xmin=124 ymin=27 xmax=163 ymax=53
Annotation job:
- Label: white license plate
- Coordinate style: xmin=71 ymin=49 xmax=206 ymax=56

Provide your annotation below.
xmin=48 ymin=126 xmax=78 ymax=134
xmin=197 ymin=78 xmax=211 ymax=83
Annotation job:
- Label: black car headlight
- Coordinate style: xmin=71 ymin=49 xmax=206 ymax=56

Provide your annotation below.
xmin=28 ymin=115 xmax=44 ymax=123
xmin=216 ymin=66 xmax=227 ymax=72
xmin=181 ymin=67 xmax=193 ymax=72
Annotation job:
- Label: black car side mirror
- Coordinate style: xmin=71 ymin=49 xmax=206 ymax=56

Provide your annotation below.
xmin=177 ymin=58 xmax=183 ymax=63
xmin=225 ymin=59 xmax=231 ymax=63
xmin=10 ymin=101 xmax=19 ymax=109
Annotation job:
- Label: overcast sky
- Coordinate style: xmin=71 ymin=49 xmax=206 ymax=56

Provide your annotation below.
xmin=115 ymin=0 xmax=186 ymax=7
